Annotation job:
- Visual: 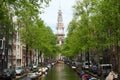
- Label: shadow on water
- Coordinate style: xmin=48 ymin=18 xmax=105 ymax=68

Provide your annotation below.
xmin=41 ymin=63 xmax=80 ymax=80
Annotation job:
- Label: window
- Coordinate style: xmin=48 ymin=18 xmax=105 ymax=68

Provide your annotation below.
xmin=103 ymin=66 xmax=111 ymax=69
xmin=0 ymin=39 xmax=3 ymax=49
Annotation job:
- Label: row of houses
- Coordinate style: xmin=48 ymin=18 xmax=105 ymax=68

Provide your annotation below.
xmin=0 ymin=27 xmax=40 ymax=71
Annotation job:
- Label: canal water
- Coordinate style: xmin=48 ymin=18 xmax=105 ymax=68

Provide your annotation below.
xmin=41 ymin=63 xmax=80 ymax=80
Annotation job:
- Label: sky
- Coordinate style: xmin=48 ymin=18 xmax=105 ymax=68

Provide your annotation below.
xmin=40 ymin=0 xmax=76 ymax=35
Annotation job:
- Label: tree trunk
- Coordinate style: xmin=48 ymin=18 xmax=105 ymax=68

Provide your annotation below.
xmin=30 ymin=50 xmax=32 ymax=66
xmin=26 ymin=45 xmax=28 ymax=66
xmin=5 ymin=42 xmax=9 ymax=69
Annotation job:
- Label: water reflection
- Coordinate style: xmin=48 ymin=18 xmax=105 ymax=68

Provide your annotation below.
xmin=41 ymin=63 xmax=80 ymax=80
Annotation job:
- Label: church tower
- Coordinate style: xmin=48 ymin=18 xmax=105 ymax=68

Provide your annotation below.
xmin=56 ymin=8 xmax=64 ymax=45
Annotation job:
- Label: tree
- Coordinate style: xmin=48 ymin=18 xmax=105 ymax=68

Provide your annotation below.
xmin=95 ymin=0 xmax=120 ymax=72
xmin=0 ymin=0 xmax=51 ymax=68
xmin=62 ymin=0 xmax=98 ymax=58
xmin=20 ymin=19 xmax=57 ymax=65
xmin=64 ymin=0 xmax=120 ymax=72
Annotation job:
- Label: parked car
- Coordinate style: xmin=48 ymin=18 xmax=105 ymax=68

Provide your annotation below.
xmin=90 ymin=65 xmax=98 ymax=74
xmin=2 ymin=68 xmax=16 ymax=80
xmin=82 ymin=61 xmax=93 ymax=70
xmin=47 ymin=64 xmax=52 ymax=69
xmin=24 ymin=65 xmax=33 ymax=72
xmin=74 ymin=61 xmax=82 ymax=68
xmin=15 ymin=66 xmax=24 ymax=75
xmin=27 ymin=65 xmax=33 ymax=70
xmin=97 ymin=64 xmax=112 ymax=77
xmin=32 ymin=64 xmax=38 ymax=69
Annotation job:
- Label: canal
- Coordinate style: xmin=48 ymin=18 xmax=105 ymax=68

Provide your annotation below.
xmin=41 ymin=63 xmax=80 ymax=80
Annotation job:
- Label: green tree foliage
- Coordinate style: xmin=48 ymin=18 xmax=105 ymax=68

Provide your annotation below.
xmin=63 ymin=0 xmax=120 ymax=72
xmin=20 ymin=19 xmax=57 ymax=57
xmin=62 ymin=0 xmax=98 ymax=56
xmin=0 ymin=0 xmax=52 ymax=67
xmin=0 ymin=0 xmax=51 ymax=38
xmin=63 ymin=0 xmax=120 ymax=56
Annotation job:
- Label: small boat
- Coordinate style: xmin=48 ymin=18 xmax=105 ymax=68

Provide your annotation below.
xmin=57 ymin=60 xmax=64 ymax=63
xmin=27 ymin=72 xmax=39 ymax=80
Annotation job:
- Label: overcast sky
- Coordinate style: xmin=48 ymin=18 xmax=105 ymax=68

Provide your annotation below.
xmin=40 ymin=0 xmax=76 ymax=35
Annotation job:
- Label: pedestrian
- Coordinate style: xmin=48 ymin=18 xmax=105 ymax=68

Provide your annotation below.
xmin=77 ymin=67 xmax=82 ymax=73
xmin=82 ymin=74 xmax=91 ymax=80
xmin=105 ymin=71 xmax=116 ymax=80
xmin=113 ymin=72 xmax=119 ymax=80
xmin=80 ymin=71 xmax=85 ymax=77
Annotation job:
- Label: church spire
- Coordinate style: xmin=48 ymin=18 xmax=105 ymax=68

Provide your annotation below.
xmin=56 ymin=0 xmax=64 ymax=45
xmin=59 ymin=0 xmax=61 ymax=10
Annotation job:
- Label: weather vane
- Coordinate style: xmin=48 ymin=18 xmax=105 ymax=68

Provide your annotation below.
xmin=59 ymin=0 xmax=61 ymax=10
